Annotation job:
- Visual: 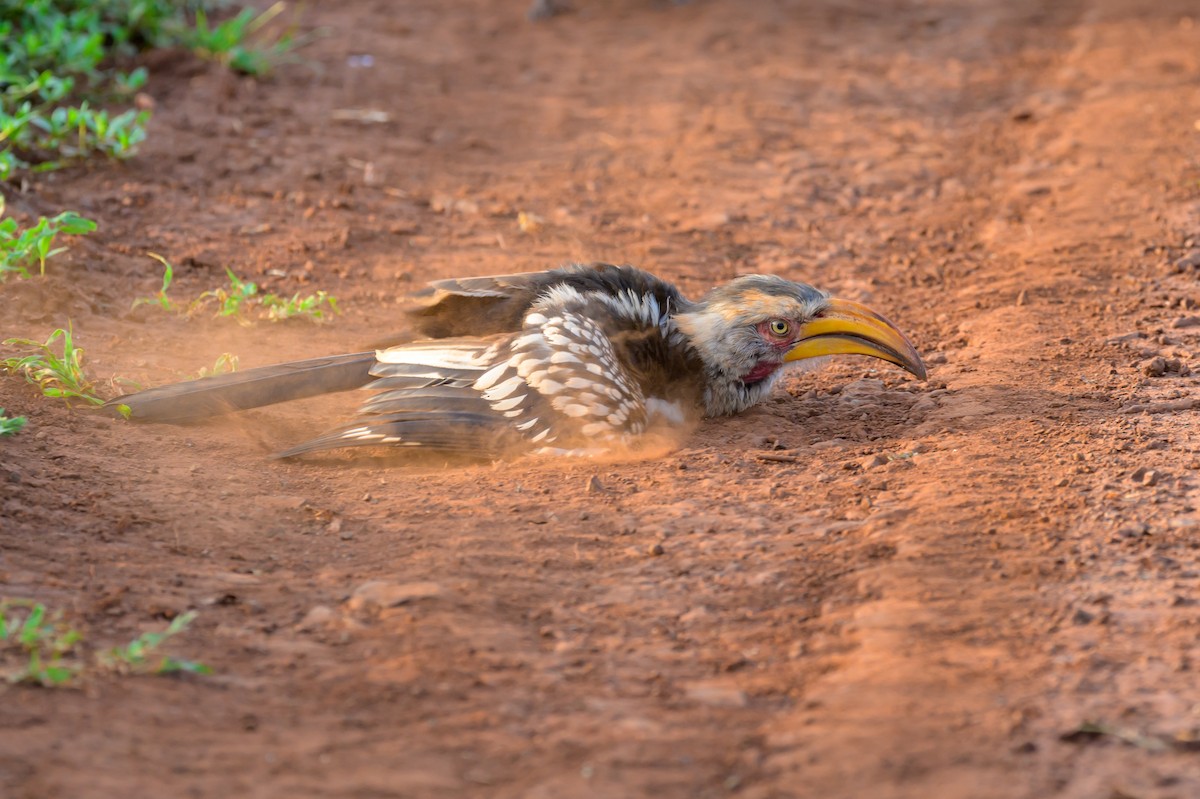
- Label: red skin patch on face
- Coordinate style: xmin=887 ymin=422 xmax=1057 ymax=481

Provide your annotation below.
xmin=741 ymin=360 xmax=783 ymax=385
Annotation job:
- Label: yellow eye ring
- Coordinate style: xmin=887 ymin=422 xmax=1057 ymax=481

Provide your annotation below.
xmin=769 ymin=319 xmax=790 ymax=337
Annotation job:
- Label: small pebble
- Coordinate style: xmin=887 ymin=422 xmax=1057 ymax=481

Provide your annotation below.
xmin=296 ymin=605 xmax=336 ymax=631
xmin=1174 ymin=251 xmax=1200 ymax=272
xmin=648 ymin=542 xmax=664 ymax=556
xmin=1143 ymin=356 xmax=1168 ymax=377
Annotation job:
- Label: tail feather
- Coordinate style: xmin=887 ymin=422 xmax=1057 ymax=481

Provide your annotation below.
xmin=109 ymin=352 xmax=376 ymax=423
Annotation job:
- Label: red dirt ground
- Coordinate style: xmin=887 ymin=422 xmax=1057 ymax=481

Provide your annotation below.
xmin=3 ymin=0 xmax=1200 ymax=796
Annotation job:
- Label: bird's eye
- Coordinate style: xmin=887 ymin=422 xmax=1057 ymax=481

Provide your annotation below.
xmin=769 ymin=319 xmax=790 ymax=337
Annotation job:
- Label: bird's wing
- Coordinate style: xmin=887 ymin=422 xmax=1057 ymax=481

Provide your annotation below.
xmin=404 ymin=263 xmax=690 ymax=340
xmin=276 ymin=308 xmax=651 ymax=458
xmin=404 ymin=270 xmax=552 ymax=339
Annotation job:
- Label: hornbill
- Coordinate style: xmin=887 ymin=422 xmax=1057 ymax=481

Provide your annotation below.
xmin=108 ymin=263 xmax=926 ymax=458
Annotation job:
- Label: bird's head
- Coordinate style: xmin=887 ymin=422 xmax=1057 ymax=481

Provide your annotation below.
xmin=674 ymin=275 xmax=926 ymax=415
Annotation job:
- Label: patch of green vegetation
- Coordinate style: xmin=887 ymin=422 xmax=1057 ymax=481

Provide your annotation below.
xmin=192 ymin=1 xmax=308 ymax=77
xmin=1 ymin=0 xmax=308 ymax=179
xmin=131 ymin=251 xmax=177 ymax=310
xmin=195 ymin=351 xmax=239 ymax=377
xmin=99 ymin=611 xmax=212 ymax=676
xmin=0 ymin=600 xmax=212 ymax=687
xmin=260 ymin=289 xmax=339 ymax=321
xmin=192 ymin=265 xmax=260 ymax=317
xmin=0 ymin=600 xmax=82 ymax=686
xmin=139 ymin=255 xmax=339 ymax=323
xmin=2 ymin=324 xmax=103 ymax=406
xmin=0 ymin=407 xmax=27 ymax=435
xmin=192 ymin=266 xmax=340 ymax=322
xmin=0 ymin=197 xmax=97 ymax=281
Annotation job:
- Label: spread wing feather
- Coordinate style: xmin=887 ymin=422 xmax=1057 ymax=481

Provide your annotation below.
xmin=277 ymin=305 xmax=653 ymax=457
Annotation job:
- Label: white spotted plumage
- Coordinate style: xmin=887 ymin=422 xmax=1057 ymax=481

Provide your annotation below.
xmin=315 ymin=284 xmax=667 ymax=453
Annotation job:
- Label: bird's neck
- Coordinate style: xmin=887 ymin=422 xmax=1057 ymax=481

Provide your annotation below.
xmin=701 ymin=368 xmax=781 ymax=417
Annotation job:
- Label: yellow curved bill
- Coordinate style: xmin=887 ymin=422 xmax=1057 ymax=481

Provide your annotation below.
xmin=783 ymin=298 xmax=927 ymax=379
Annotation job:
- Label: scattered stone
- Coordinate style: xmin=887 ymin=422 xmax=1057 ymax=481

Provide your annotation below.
xmin=680 ymin=210 xmax=732 ymax=232
xmin=861 ymin=454 xmax=887 ymax=470
xmin=430 ymin=195 xmax=480 ymax=215
xmin=346 ymin=580 xmax=442 ymax=612
xmin=1121 ymin=398 xmax=1200 ymax=414
xmin=647 ymin=542 xmax=665 ymax=557
xmin=296 ymin=605 xmax=336 ymax=631
xmin=1173 ymin=316 xmax=1200 ymax=329
xmin=1071 ymin=608 xmax=1095 ymax=625
xmin=1105 ymin=331 xmax=1147 ymax=345
xmin=1016 ymin=289 xmax=1028 ymax=306
xmin=1173 ymin=251 xmax=1200 ymax=272
xmin=1143 ymin=356 xmax=1168 ymax=376
xmin=1142 ymin=470 xmax=1160 ymax=487
xmin=684 ymin=680 xmax=748 ymax=708
xmin=585 ymin=475 xmax=605 ymax=494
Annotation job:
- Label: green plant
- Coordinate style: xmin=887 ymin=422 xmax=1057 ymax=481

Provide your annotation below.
xmin=100 ymin=611 xmax=212 ymax=676
xmin=0 ymin=600 xmax=82 ymax=686
xmin=1 ymin=600 xmax=213 ymax=686
xmin=1 ymin=1 xmax=311 ymax=179
xmin=0 ymin=407 xmax=27 ymax=435
xmin=190 ymin=266 xmax=259 ymax=318
xmin=0 ymin=202 xmax=97 ymax=281
xmin=131 ymin=251 xmax=177 ymax=310
xmin=188 ymin=266 xmax=338 ymax=323
xmin=2 ymin=324 xmax=103 ymax=405
xmin=195 ymin=352 xmax=239 ymax=377
xmin=260 ymin=289 xmax=338 ymax=321
xmin=131 ymin=254 xmax=339 ymax=323
xmin=191 ymin=1 xmax=307 ymax=76
xmin=0 ymin=0 xmax=163 ymax=178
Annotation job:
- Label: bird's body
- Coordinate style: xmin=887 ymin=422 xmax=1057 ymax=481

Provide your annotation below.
xmin=110 ymin=263 xmax=925 ymax=458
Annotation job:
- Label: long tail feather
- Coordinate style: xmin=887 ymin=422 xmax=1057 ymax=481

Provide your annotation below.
xmin=108 ymin=352 xmax=376 ymax=423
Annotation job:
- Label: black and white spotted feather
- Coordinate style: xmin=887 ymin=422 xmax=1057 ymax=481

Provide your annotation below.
xmin=275 ymin=277 xmax=676 ymax=458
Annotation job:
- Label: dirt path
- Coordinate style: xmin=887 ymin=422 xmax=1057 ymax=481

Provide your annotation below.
xmin=3 ymin=0 xmax=1200 ymax=797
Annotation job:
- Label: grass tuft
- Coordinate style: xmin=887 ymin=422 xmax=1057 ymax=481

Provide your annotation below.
xmin=195 ymin=352 xmax=239 ymax=378
xmin=2 ymin=324 xmax=103 ymax=405
xmin=0 ymin=600 xmax=212 ymax=687
xmin=0 ymin=195 xmax=96 ymax=281
xmin=138 ymin=255 xmax=339 ymax=323
xmin=0 ymin=407 xmax=27 ymax=435
xmin=192 ymin=1 xmax=309 ymax=77
xmin=0 ymin=600 xmax=82 ymax=686
xmin=99 ymin=611 xmax=213 ymax=676
xmin=131 ymin=251 xmax=178 ymax=311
